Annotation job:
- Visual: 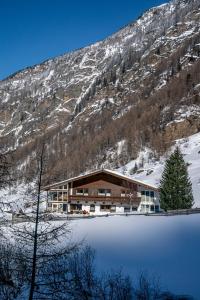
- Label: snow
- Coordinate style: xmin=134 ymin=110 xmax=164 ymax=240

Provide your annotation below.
xmin=1 ymin=92 xmax=10 ymax=103
xmin=105 ymin=45 xmax=118 ymax=59
xmin=167 ymin=105 xmax=200 ymax=125
xmin=118 ymin=132 xmax=200 ymax=207
xmin=70 ymin=214 xmax=200 ymax=298
xmin=88 ymin=97 xmax=115 ymax=116
xmin=116 ymin=140 xmax=126 ymax=156
xmin=0 ymin=183 xmax=46 ymax=214
xmin=194 ymin=83 xmax=200 ymax=90
xmin=178 ymin=29 xmax=195 ymax=38
xmin=45 ymin=69 xmax=54 ymax=81
xmin=156 ymin=3 xmax=168 ymax=9
xmin=53 ymin=104 xmax=70 ymax=114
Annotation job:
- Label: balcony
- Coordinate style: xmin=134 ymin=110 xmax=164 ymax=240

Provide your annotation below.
xmin=48 ymin=190 xmax=141 ymax=206
xmin=67 ymin=195 xmax=141 ymax=205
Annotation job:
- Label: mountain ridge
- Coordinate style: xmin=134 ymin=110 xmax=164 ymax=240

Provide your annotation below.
xmin=0 ymin=2 xmax=169 ymax=82
xmin=0 ymin=0 xmax=200 ymax=183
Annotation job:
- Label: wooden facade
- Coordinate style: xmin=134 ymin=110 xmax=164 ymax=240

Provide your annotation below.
xmin=44 ymin=169 xmax=160 ymax=214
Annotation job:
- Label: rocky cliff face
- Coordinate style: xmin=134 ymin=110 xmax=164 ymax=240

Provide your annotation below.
xmin=0 ymin=0 xmax=200 ymax=181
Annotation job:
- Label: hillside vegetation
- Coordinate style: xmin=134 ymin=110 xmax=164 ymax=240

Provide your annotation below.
xmin=0 ymin=0 xmax=200 ymax=183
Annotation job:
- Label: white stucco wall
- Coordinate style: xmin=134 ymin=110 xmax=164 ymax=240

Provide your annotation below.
xmin=82 ymin=205 xmax=90 ymax=212
xmin=116 ymin=206 xmax=124 ymax=213
xmin=95 ymin=204 xmax=101 ymax=213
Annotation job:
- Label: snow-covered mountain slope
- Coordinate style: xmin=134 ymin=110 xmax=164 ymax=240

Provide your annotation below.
xmin=0 ymin=0 xmax=200 ymax=182
xmin=117 ymin=132 xmax=200 ymax=206
xmin=1 ymin=133 xmax=199 ymax=215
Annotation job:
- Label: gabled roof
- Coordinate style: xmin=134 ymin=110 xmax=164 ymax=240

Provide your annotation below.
xmin=44 ymin=169 xmax=158 ymax=191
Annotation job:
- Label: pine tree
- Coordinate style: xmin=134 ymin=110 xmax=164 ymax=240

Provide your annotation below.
xmin=160 ymin=147 xmax=194 ymax=211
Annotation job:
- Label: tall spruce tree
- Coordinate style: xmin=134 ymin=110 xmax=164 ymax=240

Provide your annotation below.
xmin=160 ymin=146 xmax=194 ymax=211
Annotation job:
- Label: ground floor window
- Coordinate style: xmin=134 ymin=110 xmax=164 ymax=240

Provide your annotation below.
xmin=132 ymin=207 xmax=137 ymax=211
xmin=90 ymin=204 xmax=95 ymax=212
xmin=100 ymin=205 xmax=111 ymax=211
xmin=70 ymin=204 xmax=82 ymax=212
xmin=52 ymin=204 xmax=58 ymax=211
xmin=124 ymin=206 xmax=131 ymax=213
xmin=141 ymin=204 xmax=159 ymax=213
xmin=110 ymin=205 xmax=116 ymax=212
xmin=58 ymin=204 xmax=63 ymax=210
xmin=63 ymin=204 xmax=67 ymax=212
xmin=150 ymin=205 xmax=155 ymax=212
xmin=141 ymin=204 xmax=149 ymax=212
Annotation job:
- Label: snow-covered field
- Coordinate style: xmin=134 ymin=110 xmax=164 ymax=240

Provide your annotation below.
xmin=70 ymin=214 xmax=200 ymax=299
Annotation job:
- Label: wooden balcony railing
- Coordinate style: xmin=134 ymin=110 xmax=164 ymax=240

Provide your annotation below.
xmin=66 ymin=195 xmax=141 ymax=204
xmin=48 ymin=193 xmax=141 ymax=205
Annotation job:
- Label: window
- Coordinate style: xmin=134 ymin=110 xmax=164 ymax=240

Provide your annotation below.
xmin=64 ymin=185 xmax=68 ymax=189
xmin=52 ymin=204 xmax=58 ymax=211
xmin=124 ymin=206 xmax=131 ymax=213
xmin=63 ymin=204 xmax=67 ymax=212
xmin=70 ymin=204 xmax=82 ymax=211
xmin=90 ymin=204 xmax=95 ymax=212
xmin=84 ymin=189 xmax=89 ymax=195
xmin=106 ymin=189 xmax=111 ymax=196
xmin=76 ymin=188 xmax=89 ymax=196
xmin=100 ymin=205 xmax=111 ymax=211
xmin=63 ymin=192 xmax=68 ymax=201
xmin=98 ymin=189 xmax=111 ymax=196
xmin=150 ymin=205 xmax=155 ymax=212
xmin=98 ymin=189 xmax=105 ymax=195
xmin=150 ymin=191 xmax=154 ymax=198
xmin=58 ymin=192 xmax=63 ymax=201
xmin=76 ymin=189 xmax=83 ymax=195
xmin=121 ymin=190 xmax=126 ymax=197
xmin=141 ymin=190 xmax=154 ymax=201
xmin=50 ymin=192 xmax=57 ymax=201
xmin=110 ymin=205 xmax=116 ymax=212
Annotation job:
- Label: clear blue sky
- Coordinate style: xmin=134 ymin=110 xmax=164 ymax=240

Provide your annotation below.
xmin=0 ymin=0 xmax=169 ymax=80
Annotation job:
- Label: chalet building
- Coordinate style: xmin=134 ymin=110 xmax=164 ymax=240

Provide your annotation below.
xmin=44 ymin=169 xmax=160 ymax=214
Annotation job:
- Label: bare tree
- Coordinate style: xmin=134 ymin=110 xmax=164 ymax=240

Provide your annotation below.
xmin=28 ymin=141 xmax=45 ymax=300
xmin=9 ymin=136 xmax=73 ymax=300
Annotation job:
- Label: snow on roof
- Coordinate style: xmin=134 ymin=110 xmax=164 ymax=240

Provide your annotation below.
xmin=44 ymin=169 xmax=158 ymax=190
